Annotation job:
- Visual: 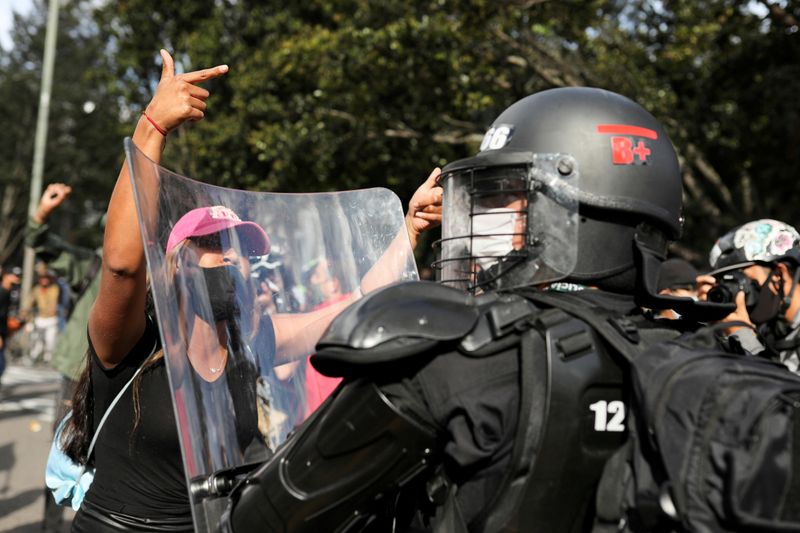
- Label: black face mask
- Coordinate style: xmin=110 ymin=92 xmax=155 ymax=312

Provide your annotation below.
xmin=748 ymin=271 xmax=784 ymax=325
xmin=198 ymin=265 xmax=245 ymax=323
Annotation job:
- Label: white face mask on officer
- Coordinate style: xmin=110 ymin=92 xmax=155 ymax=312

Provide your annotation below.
xmin=436 ymin=158 xmax=579 ymax=293
xmin=471 ymin=208 xmax=519 ymax=271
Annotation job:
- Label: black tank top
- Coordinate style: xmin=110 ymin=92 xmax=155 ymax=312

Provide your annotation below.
xmin=84 ymin=318 xmax=190 ymax=518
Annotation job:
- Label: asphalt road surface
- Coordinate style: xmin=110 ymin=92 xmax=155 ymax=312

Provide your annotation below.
xmin=0 ymin=364 xmax=74 ymax=532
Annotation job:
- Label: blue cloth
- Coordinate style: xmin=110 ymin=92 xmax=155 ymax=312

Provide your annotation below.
xmin=45 ymin=412 xmax=94 ymax=511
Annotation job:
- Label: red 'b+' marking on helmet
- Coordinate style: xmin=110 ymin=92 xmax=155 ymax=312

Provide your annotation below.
xmin=610 ymin=137 xmax=652 ymax=165
xmin=598 ymin=125 xmax=657 ymax=165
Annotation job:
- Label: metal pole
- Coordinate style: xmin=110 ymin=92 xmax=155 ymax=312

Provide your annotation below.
xmin=21 ymin=0 xmax=60 ymax=308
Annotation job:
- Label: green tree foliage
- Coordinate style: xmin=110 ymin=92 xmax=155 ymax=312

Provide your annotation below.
xmin=93 ymin=0 xmax=608 ymax=263
xmin=3 ymin=0 xmax=798 ymax=268
xmin=0 ymin=0 xmax=126 ymax=265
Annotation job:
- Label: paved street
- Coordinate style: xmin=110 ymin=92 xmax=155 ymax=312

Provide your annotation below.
xmin=0 ymin=365 xmax=73 ymax=532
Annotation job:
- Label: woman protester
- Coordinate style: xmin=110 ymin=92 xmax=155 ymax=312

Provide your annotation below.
xmin=61 ymin=50 xmax=442 ymax=531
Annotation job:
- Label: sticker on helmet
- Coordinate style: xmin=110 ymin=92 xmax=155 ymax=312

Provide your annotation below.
xmin=480 ymin=125 xmax=515 ymax=151
xmin=596 ymin=124 xmax=658 ymax=166
xmin=733 ymin=220 xmax=800 ymax=261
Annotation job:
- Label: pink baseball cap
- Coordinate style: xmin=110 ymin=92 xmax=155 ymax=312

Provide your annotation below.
xmin=166 ymin=205 xmax=270 ymax=255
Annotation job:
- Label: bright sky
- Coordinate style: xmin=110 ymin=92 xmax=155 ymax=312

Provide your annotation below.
xmin=0 ymin=0 xmax=33 ymax=50
xmin=0 ymin=0 xmax=777 ymax=52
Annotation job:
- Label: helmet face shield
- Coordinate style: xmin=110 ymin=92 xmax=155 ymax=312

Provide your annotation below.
xmin=435 ymin=153 xmax=579 ymax=292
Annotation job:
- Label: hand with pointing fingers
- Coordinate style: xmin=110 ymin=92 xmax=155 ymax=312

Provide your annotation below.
xmin=144 ymin=49 xmax=229 ymax=135
xmin=89 ymin=51 xmax=230 ymax=378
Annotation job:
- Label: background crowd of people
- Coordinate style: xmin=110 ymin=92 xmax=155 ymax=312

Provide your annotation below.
xmin=0 ymin=263 xmax=70 ymax=371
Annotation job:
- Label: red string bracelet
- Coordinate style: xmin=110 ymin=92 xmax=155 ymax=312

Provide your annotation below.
xmin=142 ymin=111 xmax=167 ymax=137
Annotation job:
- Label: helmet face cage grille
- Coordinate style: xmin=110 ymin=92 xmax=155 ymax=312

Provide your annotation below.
xmin=434 ymin=155 xmax=579 ymax=293
xmin=464 ymin=167 xmax=528 ymax=291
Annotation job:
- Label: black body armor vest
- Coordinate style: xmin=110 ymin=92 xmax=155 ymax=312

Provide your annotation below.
xmin=225 ymin=281 xmax=684 ymax=532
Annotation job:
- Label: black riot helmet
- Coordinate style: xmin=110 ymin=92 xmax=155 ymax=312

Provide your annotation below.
xmin=434 ymin=87 xmax=730 ymax=317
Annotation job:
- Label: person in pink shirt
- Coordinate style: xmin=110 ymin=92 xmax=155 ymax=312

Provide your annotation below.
xmin=302 ymin=257 xmax=351 ymax=416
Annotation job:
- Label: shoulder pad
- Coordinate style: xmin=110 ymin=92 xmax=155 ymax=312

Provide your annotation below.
xmin=313 ymin=282 xmax=544 ymax=376
xmin=313 ymin=281 xmax=480 ymax=374
xmin=318 ymin=280 xmax=479 ymax=349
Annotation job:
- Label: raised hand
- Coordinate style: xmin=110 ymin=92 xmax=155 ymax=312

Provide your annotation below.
xmin=405 ymin=167 xmax=443 ymax=250
xmin=92 ymin=50 xmax=230 ymax=366
xmin=143 ymin=49 xmax=229 ymax=135
xmin=35 ymin=183 xmax=72 ymax=223
xmin=695 ymin=274 xmax=717 ymax=302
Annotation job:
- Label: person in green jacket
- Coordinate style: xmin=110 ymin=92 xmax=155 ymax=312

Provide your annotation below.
xmin=27 ymin=182 xmax=102 ymax=532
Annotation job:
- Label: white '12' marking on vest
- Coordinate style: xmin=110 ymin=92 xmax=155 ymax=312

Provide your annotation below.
xmin=589 ymin=400 xmax=626 ymax=432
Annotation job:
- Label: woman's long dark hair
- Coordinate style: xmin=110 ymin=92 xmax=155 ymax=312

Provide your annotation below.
xmin=61 ymin=352 xmax=94 ymax=464
xmin=60 ymin=291 xmax=163 ymax=465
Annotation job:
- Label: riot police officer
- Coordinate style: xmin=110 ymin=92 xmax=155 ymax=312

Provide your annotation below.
xmin=222 ymin=87 xmax=723 ymax=532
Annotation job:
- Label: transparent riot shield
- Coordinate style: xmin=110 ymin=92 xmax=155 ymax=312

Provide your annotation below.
xmin=124 ymin=139 xmax=418 ymax=531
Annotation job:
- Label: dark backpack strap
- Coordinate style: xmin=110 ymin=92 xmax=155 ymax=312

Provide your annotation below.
xmin=518 ymin=290 xmax=643 ymax=362
xmin=592 ymin=440 xmax=634 ymax=533
xmin=430 ymin=476 xmax=469 ymax=533
xmin=480 ymin=297 xmax=636 ymax=531
xmin=472 ymin=324 xmax=551 ymax=531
